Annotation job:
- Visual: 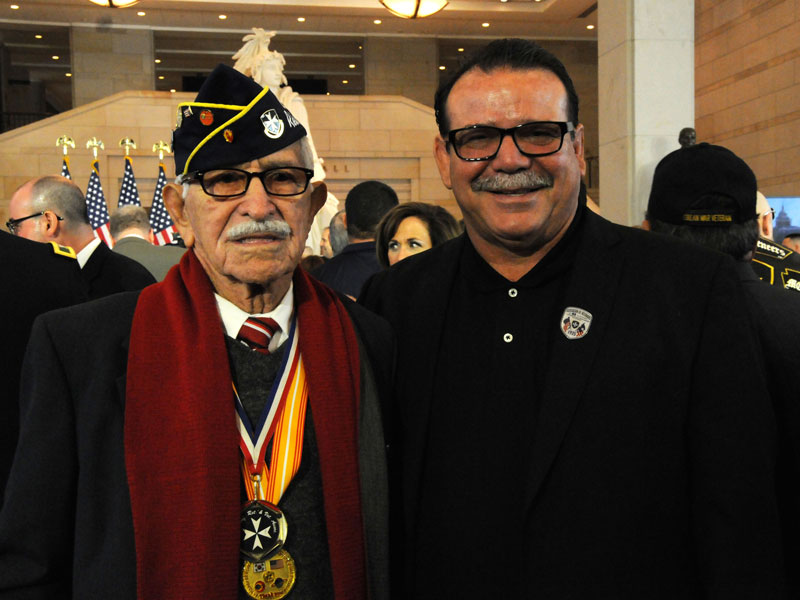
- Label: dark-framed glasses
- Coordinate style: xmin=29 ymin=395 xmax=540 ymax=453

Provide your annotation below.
xmin=183 ymin=166 xmax=314 ymax=199
xmin=5 ymin=211 xmax=62 ymax=235
xmin=447 ymin=121 xmax=576 ymax=162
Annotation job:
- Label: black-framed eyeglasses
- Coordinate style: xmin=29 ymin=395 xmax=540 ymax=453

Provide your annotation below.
xmin=447 ymin=121 xmax=576 ymax=162
xmin=5 ymin=211 xmax=62 ymax=235
xmin=182 ymin=167 xmax=315 ymax=199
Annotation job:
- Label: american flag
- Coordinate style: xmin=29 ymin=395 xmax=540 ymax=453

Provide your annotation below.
xmin=118 ymin=156 xmax=141 ymax=207
xmin=150 ymin=162 xmax=176 ymax=246
xmin=61 ymin=157 xmax=72 ymax=180
xmin=86 ymin=159 xmax=113 ymax=247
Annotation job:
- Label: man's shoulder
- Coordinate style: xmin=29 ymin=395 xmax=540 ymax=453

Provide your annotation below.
xmin=94 ymin=242 xmax=157 ymax=284
xmin=37 ymin=289 xmax=141 ymax=339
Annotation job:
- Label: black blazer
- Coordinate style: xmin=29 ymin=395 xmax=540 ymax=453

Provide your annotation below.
xmin=0 ymin=286 xmax=393 ymax=599
xmin=81 ymin=241 xmax=155 ymax=299
xmin=0 ymin=232 xmax=87 ymax=502
xmin=360 ymin=210 xmax=785 ymax=599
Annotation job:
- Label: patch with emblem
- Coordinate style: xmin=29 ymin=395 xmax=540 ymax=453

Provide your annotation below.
xmin=199 ymin=109 xmax=214 ymax=126
xmin=48 ymin=241 xmax=77 ymax=259
xmin=782 ymin=269 xmax=800 ymax=292
xmin=283 ymin=109 xmax=300 ymax=129
xmin=224 ymin=128 xmax=234 ymax=143
xmin=560 ymin=307 xmax=592 ymax=340
xmin=260 ymin=109 xmax=284 ymax=139
xmin=183 ymin=106 xmax=193 ymax=118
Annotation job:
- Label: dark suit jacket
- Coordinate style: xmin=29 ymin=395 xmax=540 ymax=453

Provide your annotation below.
xmin=112 ymin=236 xmax=185 ymax=282
xmin=0 ymin=286 xmax=393 ymax=599
xmin=0 ymin=232 xmax=87 ymax=503
xmin=360 ymin=211 xmax=784 ymax=599
xmin=312 ymin=241 xmax=380 ymax=299
xmin=82 ymin=240 xmax=155 ymax=299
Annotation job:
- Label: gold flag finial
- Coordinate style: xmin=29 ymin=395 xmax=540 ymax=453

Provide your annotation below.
xmin=56 ymin=135 xmax=76 ymax=156
xmin=86 ymin=137 xmax=105 ymax=160
xmin=119 ymin=137 xmax=137 ymax=157
xmin=152 ymin=140 xmax=171 ymax=162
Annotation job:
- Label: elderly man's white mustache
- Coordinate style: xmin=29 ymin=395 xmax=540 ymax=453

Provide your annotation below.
xmin=227 ymin=219 xmax=292 ymax=241
xmin=471 ymin=171 xmax=553 ymax=193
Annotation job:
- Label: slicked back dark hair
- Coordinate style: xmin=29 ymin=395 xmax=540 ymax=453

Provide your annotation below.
xmin=434 ymin=38 xmax=580 ymax=137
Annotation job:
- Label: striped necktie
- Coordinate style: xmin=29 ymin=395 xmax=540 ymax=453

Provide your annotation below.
xmin=237 ymin=317 xmax=279 ymax=354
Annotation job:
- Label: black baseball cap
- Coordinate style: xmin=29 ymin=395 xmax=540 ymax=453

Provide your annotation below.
xmin=647 ymin=143 xmax=757 ymax=226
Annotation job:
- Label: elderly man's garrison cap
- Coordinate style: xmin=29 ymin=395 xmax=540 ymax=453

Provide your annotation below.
xmin=172 ymin=63 xmax=306 ymax=175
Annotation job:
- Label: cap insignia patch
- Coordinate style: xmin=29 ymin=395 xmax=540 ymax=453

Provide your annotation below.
xmin=560 ymin=307 xmax=592 ymax=340
xmin=224 ymin=128 xmax=234 ymax=143
xmin=260 ymin=109 xmax=284 ymax=139
xmin=199 ymin=109 xmax=214 ymax=126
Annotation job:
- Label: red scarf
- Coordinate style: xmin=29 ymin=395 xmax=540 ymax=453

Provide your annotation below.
xmin=125 ymin=250 xmax=365 ymax=599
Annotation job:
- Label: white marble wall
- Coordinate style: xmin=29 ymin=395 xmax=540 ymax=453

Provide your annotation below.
xmin=599 ymin=0 xmax=694 ymax=225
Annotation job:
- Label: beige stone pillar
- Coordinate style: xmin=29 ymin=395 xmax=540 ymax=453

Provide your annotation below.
xmin=364 ymin=37 xmax=438 ymax=107
xmin=598 ymin=0 xmax=694 ymax=225
xmin=70 ymin=26 xmax=155 ymax=108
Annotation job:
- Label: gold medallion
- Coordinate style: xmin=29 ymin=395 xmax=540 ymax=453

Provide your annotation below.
xmin=242 ymin=549 xmax=296 ymax=599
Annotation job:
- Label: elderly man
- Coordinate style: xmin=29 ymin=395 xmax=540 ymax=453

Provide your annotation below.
xmin=7 ymin=176 xmax=155 ymax=298
xmin=361 ymin=38 xmax=783 ymax=598
xmin=0 ymin=64 xmax=391 ymax=600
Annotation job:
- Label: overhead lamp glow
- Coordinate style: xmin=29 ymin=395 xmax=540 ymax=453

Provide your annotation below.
xmin=65 ymin=73 xmax=72 ymax=77
xmin=137 ymin=10 xmax=145 ymax=16
xmin=380 ymin=0 xmax=448 ymax=19
xmin=586 ymin=24 xmax=595 ymax=29
xmin=297 ymin=17 xmax=305 ymax=22
xmin=154 ymin=59 xmax=161 ymax=64
xmin=439 ymin=65 xmax=446 ymax=70
xmin=10 ymin=4 xmax=19 ymax=8
xmin=342 ymin=80 xmax=349 ymax=84
xmin=158 ymin=75 xmax=165 ymax=80
xmin=481 ymin=22 xmax=490 ymax=27
xmin=35 ymin=34 xmax=43 ymax=39
xmin=349 ymin=64 xmax=356 ymax=69
xmin=52 ymin=55 xmax=60 ymax=60
xmin=88 ymin=0 xmax=140 ymax=6
xmin=218 ymin=14 xmax=227 ymax=19
xmin=373 ymin=19 xmax=382 ymax=24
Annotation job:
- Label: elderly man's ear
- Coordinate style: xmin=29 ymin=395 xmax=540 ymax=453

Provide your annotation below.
xmin=163 ymin=183 xmax=195 ymax=248
xmin=310 ymin=181 xmax=327 ymax=217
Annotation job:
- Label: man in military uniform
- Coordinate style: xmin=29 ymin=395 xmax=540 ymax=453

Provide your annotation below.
xmin=0 ymin=64 xmax=391 ymax=600
xmin=752 ymin=191 xmax=800 ymax=293
xmin=0 ymin=230 xmax=86 ymax=503
xmin=8 ymin=175 xmax=155 ymax=298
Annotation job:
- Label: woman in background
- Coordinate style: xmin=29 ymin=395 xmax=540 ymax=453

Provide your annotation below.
xmin=375 ymin=202 xmax=462 ymax=268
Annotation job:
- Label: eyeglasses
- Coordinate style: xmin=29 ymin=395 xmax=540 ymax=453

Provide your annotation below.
xmin=447 ymin=121 xmax=576 ymax=162
xmin=182 ymin=167 xmax=314 ymax=199
xmin=5 ymin=211 xmax=62 ymax=235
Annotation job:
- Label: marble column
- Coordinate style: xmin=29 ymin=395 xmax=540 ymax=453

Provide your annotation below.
xmin=598 ymin=0 xmax=694 ymax=225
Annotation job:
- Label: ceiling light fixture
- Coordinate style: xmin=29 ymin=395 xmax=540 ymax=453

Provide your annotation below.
xmin=66 ymin=73 xmax=72 ymax=77
xmin=88 ymin=0 xmax=140 ymax=7
xmin=482 ymin=22 xmax=490 ymax=27
xmin=373 ymin=19 xmax=382 ymax=24
xmin=155 ymin=59 xmax=161 ymax=64
xmin=297 ymin=17 xmax=305 ymax=22
xmin=35 ymin=34 xmax=43 ymax=39
xmin=52 ymin=55 xmax=60 ymax=60
xmin=586 ymin=24 xmax=595 ymax=29
xmin=439 ymin=65 xmax=446 ymax=70
xmin=10 ymin=4 xmax=19 ymax=9
xmin=218 ymin=14 xmax=227 ymax=19
xmin=137 ymin=10 xmax=145 ymax=16
xmin=379 ymin=0 xmax=448 ymax=19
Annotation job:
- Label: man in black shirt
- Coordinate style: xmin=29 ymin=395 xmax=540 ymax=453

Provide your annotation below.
xmin=361 ymin=38 xmax=784 ymax=598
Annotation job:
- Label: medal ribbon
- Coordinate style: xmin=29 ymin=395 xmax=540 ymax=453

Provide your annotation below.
xmin=235 ymin=319 xmax=309 ymax=503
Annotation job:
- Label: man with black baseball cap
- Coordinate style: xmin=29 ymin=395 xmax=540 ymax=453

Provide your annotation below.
xmin=0 ymin=64 xmax=391 ymax=600
xmin=645 ymin=142 xmax=800 ymax=593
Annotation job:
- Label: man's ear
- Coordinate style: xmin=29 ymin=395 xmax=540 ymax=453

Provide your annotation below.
xmin=163 ymin=183 xmax=195 ymax=248
xmin=42 ymin=210 xmax=62 ymax=240
xmin=433 ymin=136 xmax=453 ymax=190
xmin=572 ymin=123 xmax=586 ymax=177
xmin=310 ymin=181 xmax=327 ymax=217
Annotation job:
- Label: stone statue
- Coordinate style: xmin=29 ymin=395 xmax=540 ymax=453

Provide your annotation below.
xmin=678 ymin=127 xmax=696 ymax=148
xmin=233 ymin=28 xmax=339 ymax=255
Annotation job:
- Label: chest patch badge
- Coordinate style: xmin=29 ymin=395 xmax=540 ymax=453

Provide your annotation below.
xmin=560 ymin=306 xmax=592 ymax=340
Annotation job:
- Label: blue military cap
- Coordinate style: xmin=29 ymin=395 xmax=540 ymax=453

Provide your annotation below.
xmin=172 ymin=63 xmax=306 ymax=175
